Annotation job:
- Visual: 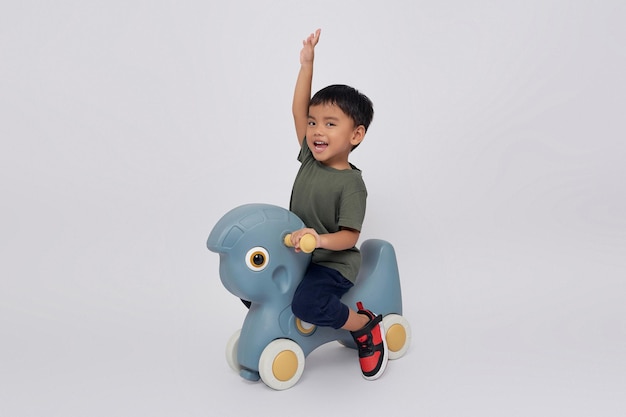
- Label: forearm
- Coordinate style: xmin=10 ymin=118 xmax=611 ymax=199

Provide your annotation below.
xmin=289 ymin=227 xmax=359 ymax=252
xmin=319 ymin=229 xmax=360 ymax=251
xmin=292 ymin=63 xmax=313 ymax=143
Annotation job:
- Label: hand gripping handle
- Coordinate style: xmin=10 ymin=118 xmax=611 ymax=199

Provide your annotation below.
xmin=283 ymin=233 xmax=316 ymax=253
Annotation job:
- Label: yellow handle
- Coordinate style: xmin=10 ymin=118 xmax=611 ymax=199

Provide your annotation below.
xmin=284 ymin=233 xmax=316 ymax=253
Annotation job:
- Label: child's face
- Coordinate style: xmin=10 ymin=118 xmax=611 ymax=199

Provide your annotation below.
xmin=306 ymin=103 xmax=364 ymax=170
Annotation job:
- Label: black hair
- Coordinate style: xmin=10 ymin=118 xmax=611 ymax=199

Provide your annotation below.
xmin=309 ymin=84 xmax=374 ymax=132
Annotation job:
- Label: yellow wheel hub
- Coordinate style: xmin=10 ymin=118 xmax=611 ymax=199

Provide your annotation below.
xmin=272 ymin=350 xmax=299 ymax=381
xmin=386 ymin=323 xmax=407 ymax=353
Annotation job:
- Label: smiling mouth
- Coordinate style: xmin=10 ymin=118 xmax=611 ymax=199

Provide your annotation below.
xmin=313 ymin=141 xmax=328 ymax=151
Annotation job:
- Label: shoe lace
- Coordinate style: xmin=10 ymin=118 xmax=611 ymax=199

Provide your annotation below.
xmin=356 ymin=334 xmax=374 ymax=355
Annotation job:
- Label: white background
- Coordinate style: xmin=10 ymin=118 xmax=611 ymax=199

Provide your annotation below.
xmin=1 ymin=1 xmax=625 ymax=416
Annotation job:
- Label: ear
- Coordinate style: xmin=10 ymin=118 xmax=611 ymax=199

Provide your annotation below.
xmin=272 ymin=265 xmax=290 ymax=294
xmin=350 ymin=125 xmax=366 ymax=147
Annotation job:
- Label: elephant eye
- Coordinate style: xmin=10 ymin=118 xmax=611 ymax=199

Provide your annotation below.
xmin=245 ymin=247 xmax=269 ymax=271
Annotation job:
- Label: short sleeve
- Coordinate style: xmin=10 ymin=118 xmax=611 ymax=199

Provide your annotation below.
xmin=338 ymin=188 xmax=367 ymax=232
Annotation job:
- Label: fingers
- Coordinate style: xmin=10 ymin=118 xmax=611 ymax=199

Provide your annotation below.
xmin=291 ymin=230 xmax=304 ymax=247
xmin=311 ymin=28 xmax=321 ymax=45
xmin=289 ymin=228 xmax=317 ymax=250
xmin=289 ymin=232 xmax=299 ymax=247
xmin=303 ymin=28 xmax=321 ymax=47
xmin=289 ymin=232 xmax=303 ymax=253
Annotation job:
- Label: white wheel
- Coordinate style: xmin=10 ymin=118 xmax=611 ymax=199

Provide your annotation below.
xmin=382 ymin=314 xmax=411 ymax=360
xmin=258 ymin=339 xmax=305 ymax=390
xmin=225 ymin=329 xmax=242 ymax=373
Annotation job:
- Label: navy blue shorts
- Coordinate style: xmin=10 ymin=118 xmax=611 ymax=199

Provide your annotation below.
xmin=291 ymin=263 xmax=354 ymax=329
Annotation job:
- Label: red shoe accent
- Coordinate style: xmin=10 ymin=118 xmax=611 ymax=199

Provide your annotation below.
xmin=351 ymin=302 xmax=389 ymax=380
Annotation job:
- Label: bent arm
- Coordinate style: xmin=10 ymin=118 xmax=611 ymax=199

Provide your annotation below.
xmin=292 ymin=29 xmax=320 ymax=145
xmin=289 ymin=227 xmax=359 ymax=252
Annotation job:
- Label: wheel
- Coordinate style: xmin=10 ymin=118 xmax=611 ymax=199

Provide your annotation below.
xmin=382 ymin=314 xmax=411 ymax=360
xmin=258 ymin=339 xmax=305 ymax=390
xmin=225 ymin=329 xmax=242 ymax=373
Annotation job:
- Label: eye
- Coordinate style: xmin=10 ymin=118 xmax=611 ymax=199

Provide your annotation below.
xmin=307 ymin=121 xmax=316 ymax=126
xmin=245 ymin=247 xmax=269 ymax=271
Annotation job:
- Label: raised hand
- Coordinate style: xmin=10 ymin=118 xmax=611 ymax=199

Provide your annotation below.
xmin=300 ymin=29 xmax=321 ymax=66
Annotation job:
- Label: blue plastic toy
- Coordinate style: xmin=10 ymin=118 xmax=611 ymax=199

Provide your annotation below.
xmin=207 ymin=203 xmax=411 ymax=390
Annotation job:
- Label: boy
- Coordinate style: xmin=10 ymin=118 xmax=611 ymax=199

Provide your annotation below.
xmin=287 ymin=29 xmax=388 ymax=381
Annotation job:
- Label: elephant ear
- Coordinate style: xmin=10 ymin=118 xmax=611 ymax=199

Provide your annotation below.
xmin=272 ymin=266 xmax=291 ymax=294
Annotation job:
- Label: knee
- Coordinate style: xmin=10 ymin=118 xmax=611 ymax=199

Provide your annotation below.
xmin=291 ymin=291 xmax=315 ymax=322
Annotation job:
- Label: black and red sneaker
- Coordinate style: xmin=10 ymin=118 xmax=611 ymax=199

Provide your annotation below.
xmin=350 ymin=302 xmax=388 ymax=380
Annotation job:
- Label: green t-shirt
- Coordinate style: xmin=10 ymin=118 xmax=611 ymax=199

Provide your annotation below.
xmin=289 ymin=140 xmax=367 ymax=283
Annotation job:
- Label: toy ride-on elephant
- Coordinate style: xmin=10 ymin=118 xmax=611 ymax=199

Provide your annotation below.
xmin=207 ymin=203 xmax=411 ymax=390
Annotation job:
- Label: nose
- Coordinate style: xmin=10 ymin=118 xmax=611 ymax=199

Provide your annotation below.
xmin=310 ymin=125 xmax=323 ymax=136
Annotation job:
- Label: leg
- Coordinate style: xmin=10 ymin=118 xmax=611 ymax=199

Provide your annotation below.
xmin=341 ymin=308 xmax=369 ymax=331
xmin=347 ymin=301 xmax=389 ymax=380
xmin=291 ymin=264 xmax=353 ymax=329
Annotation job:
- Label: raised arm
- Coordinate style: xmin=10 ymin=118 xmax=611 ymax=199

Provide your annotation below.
xmin=292 ymin=29 xmax=321 ymax=145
